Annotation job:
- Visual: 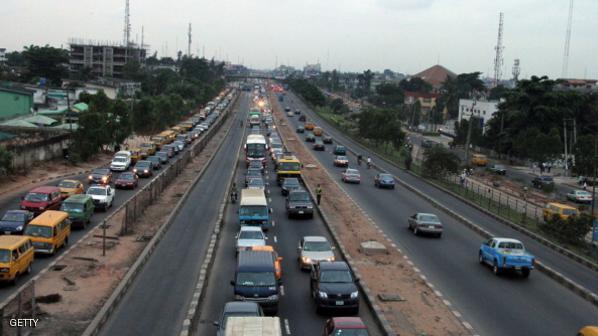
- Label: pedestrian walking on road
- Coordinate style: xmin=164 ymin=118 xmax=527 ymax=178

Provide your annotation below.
xmin=316 ymin=184 xmax=323 ymax=205
xmin=547 ymin=163 xmax=552 ymax=173
xmin=583 ymin=182 xmax=588 ymax=191
xmin=540 ymin=162 xmax=545 ymax=174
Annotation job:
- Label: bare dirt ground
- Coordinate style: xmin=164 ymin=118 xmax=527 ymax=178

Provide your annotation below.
xmin=31 ymin=115 xmax=233 ymax=336
xmin=270 ymin=95 xmax=469 ymax=336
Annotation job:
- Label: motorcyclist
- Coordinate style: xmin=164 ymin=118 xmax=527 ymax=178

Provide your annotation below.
xmin=230 ymin=183 xmax=238 ymax=202
xmin=357 ymin=154 xmax=363 ymax=166
xmin=366 ymin=156 xmax=372 ymax=169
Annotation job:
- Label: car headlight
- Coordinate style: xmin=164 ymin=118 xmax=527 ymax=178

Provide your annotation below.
xmin=267 ymin=294 xmax=279 ymax=301
xmin=0 ymin=268 xmax=9 ymax=273
xmin=318 ymin=291 xmax=328 ymax=299
xmin=234 ymin=294 xmax=245 ymax=300
xmin=88 ymin=175 xmax=93 ymax=180
xmin=102 ymin=176 xmax=108 ymax=181
xmin=39 ymin=206 xmax=45 ymax=210
xmin=16 ymin=226 xmax=23 ymax=231
xmin=350 ymin=291 xmax=359 ymax=299
xmin=133 ymin=169 xmax=138 ymax=173
xmin=144 ymin=170 xmax=149 ymax=173
xmin=302 ymin=257 xmax=312 ymax=264
xmin=326 ymin=256 xmax=335 ymax=262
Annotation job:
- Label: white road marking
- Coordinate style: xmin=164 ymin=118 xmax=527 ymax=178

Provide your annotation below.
xmin=280 ymin=285 xmax=285 ymax=296
xmin=463 ymin=322 xmax=474 ymax=330
xmin=453 ymin=310 xmax=462 ymax=318
xmin=272 ymin=220 xmax=276 ymax=227
xmin=274 ymin=236 xmax=278 ymax=243
xmin=269 ymin=197 xmax=272 ymax=202
xmin=284 ymin=318 xmax=292 ymax=335
xmin=270 ymin=207 xmax=274 ymax=213
xmin=443 ymin=299 xmax=452 ymax=307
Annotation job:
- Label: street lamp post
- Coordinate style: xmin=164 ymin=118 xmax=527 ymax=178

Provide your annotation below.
xmin=592 ymin=138 xmax=597 ymax=243
xmin=464 ymin=96 xmax=478 ymax=167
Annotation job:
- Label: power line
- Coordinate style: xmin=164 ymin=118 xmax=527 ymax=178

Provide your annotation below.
xmin=562 ymin=0 xmax=574 ymax=78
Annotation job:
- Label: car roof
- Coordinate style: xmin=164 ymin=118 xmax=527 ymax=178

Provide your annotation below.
xmin=331 ymin=317 xmax=366 ymax=329
xmin=60 ymin=179 xmax=81 ymax=183
xmin=284 ymin=177 xmax=299 ymax=183
xmin=136 ymin=160 xmax=151 ymax=164
xmin=64 ymin=194 xmax=91 ymax=202
xmin=304 ymin=236 xmax=327 ymax=242
xmin=240 ymin=226 xmax=263 ymax=232
xmin=93 ymin=168 xmax=110 ymax=173
xmin=4 ymin=210 xmax=30 ymax=215
xmin=319 ymin=261 xmax=349 ymax=271
xmin=493 ymin=237 xmax=523 ymax=244
xmin=417 ymin=212 xmax=437 ymax=217
xmin=346 ymin=169 xmax=359 ymax=173
xmin=223 ymin=301 xmax=260 ymax=313
xmin=30 ymin=186 xmax=60 ymax=193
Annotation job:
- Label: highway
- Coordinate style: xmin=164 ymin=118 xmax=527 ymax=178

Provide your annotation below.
xmin=98 ymin=93 xmax=248 ymax=336
xmin=193 ymin=98 xmax=382 ymax=335
xmin=0 ymin=103 xmax=227 ymax=302
xmin=276 ymin=90 xmax=598 ymax=336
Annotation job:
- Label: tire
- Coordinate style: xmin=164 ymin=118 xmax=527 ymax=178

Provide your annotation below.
xmin=413 ymin=227 xmax=419 ymax=236
xmin=25 ymin=263 xmax=32 ymax=275
xmin=492 ymin=261 xmax=501 ymax=275
xmin=521 ymin=268 xmax=531 ymax=278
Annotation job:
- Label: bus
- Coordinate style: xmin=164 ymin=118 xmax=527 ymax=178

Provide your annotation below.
xmin=245 ymin=134 xmax=268 ymax=167
xmin=248 ymin=108 xmax=261 ymax=127
xmin=276 ymin=154 xmax=301 ymax=185
xmin=239 ymin=189 xmax=270 ymax=230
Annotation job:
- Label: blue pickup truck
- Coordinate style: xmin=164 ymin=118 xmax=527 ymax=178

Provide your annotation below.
xmin=479 ymin=238 xmax=535 ymax=278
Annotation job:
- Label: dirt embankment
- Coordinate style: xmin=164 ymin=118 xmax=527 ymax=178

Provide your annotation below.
xmin=31 ymin=115 xmax=234 ymax=336
xmin=270 ymin=94 xmax=470 ymax=336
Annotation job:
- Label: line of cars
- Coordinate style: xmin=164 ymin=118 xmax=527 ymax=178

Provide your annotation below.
xmin=291 ymin=101 xmax=538 ymax=279
xmin=0 ymin=89 xmax=234 ymax=286
xmin=214 ymin=87 xmax=369 ymax=336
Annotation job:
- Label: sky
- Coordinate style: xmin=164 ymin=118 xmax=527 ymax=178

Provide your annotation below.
xmin=1 ymin=0 xmax=597 ymax=79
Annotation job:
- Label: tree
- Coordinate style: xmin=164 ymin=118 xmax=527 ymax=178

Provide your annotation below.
xmin=440 ymin=72 xmax=485 ymax=119
xmin=541 ymin=213 xmax=593 ymax=246
xmin=122 ymin=60 xmax=144 ymax=81
xmin=454 ymin=118 xmax=483 ymax=146
xmin=0 ymin=146 xmax=13 ymax=175
xmin=422 ymin=145 xmax=461 ymax=177
xmin=22 ymin=45 xmax=69 ymax=85
xmin=6 ymin=51 xmax=26 ymax=67
xmin=573 ymin=135 xmax=597 ymax=177
xmin=399 ymin=77 xmax=432 ymax=93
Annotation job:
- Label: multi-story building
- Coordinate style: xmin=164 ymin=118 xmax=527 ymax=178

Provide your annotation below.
xmin=303 ymin=63 xmax=321 ymax=78
xmin=404 ymin=91 xmax=440 ymax=114
xmin=458 ymin=98 xmax=500 ymax=133
xmin=68 ymin=39 xmax=146 ymax=78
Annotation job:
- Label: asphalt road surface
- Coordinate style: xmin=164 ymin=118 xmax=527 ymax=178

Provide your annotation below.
xmin=0 ymin=106 xmax=226 ymax=302
xmin=277 ymin=90 xmax=598 ymax=336
xmin=96 ymin=93 xmax=248 ymax=336
xmin=193 ymin=104 xmax=382 ymax=335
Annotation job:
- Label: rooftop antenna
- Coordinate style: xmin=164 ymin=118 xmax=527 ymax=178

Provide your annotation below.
xmin=562 ymin=0 xmax=574 ymax=78
xmin=141 ymin=25 xmax=144 ymax=48
xmin=123 ymin=0 xmax=131 ymax=47
xmin=493 ymin=12 xmax=504 ymax=88
xmin=512 ymin=59 xmax=520 ymax=83
xmin=187 ymin=23 xmax=192 ymax=56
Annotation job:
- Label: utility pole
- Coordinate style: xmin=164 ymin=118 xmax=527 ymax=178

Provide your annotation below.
xmin=464 ymin=97 xmax=478 ymax=167
xmin=564 ymin=119 xmax=569 ymax=173
xmin=592 ymin=138 xmax=597 ymax=243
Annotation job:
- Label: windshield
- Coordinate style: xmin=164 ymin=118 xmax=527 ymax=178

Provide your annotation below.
xmin=236 ymin=272 xmax=276 ymax=286
xmin=247 ymin=144 xmax=266 ymax=158
xmin=0 ymin=250 xmax=10 ymax=263
xmin=1 ymin=212 xmax=25 ymax=222
xmin=93 ymin=170 xmax=109 ymax=175
xmin=379 ymin=174 xmax=392 ymax=180
xmin=249 ymin=179 xmax=264 ymax=187
xmin=61 ymin=202 xmax=84 ymax=212
xmin=279 ymin=162 xmax=301 ymax=171
xmin=136 ymin=162 xmax=151 ymax=168
xmin=333 ymin=330 xmax=369 ymax=336
xmin=113 ymin=157 xmax=127 ymax=163
xmin=239 ymin=231 xmax=264 ymax=240
xmin=290 ymin=192 xmax=310 ymax=202
xmin=498 ymin=242 xmax=524 ymax=250
xmin=336 ymin=156 xmax=347 ymax=161
xmin=24 ymin=192 xmax=49 ymax=202
xmin=284 ymin=179 xmax=300 ymax=186
xmin=563 ymin=209 xmax=578 ymax=215
xmin=222 ymin=312 xmax=259 ymax=329
xmin=320 ymin=270 xmax=353 ymax=283
xmin=419 ymin=214 xmax=440 ymax=223
xmin=119 ymin=173 xmax=135 ymax=180
xmin=24 ymin=224 xmax=53 ymax=238
xmin=58 ymin=181 xmax=79 ymax=188
xmin=87 ymin=188 xmax=106 ymax=196
xmin=346 ymin=169 xmax=359 ymax=175
xmin=240 ymin=206 xmax=268 ymax=217
xmin=304 ymin=241 xmax=331 ymax=252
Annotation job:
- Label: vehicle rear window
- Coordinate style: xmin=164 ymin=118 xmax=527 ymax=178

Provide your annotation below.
xmin=61 ymin=203 xmax=84 ymax=212
xmin=2 ymin=212 xmax=25 ymax=221
xmin=24 ymin=193 xmax=49 ymax=202
xmin=239 ymin=231 xmax=264 ymax=240
xmin=236 ymin=272 xmax=276 ymax=286
xmin=498 ymin=242 xmax=524 ymax=250
xmin=58 ymin=180 xmax=79 ymax=188
xmin=320 ymin=270 xmax=352 ymax=283
xmin=304 ymin=241 xmax=331 ymax=252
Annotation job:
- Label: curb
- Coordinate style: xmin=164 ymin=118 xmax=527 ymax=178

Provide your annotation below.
xmin=290 ymin=90 xmax=598 ymax=309
xmin=179 ymin=99 xmax=244 ymax=336
xmin=81 ymin=93 xmax=238 ymax=336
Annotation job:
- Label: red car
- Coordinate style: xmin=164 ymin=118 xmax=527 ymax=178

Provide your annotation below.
xmin=20 ymin=186 xmax=62 ymax=215
xmin=323 ymin=317 xmax=369 ymax=336
xmin=114 ymin=172 xmax=139 ymax=189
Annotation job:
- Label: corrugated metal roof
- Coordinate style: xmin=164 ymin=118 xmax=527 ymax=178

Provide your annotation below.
xmin=0 ymin=119 xmax=38 ymax=128
xmin=72 ymin=102 xmax=89 ymax=112
xmin=22 ymin=115 xmax=58 ymax=126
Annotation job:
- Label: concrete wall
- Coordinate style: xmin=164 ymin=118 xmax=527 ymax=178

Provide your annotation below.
xmin=0 ymin=90 xmax=33 ymax=121
xmin=9 ymin=137 xmax=71 ymax=171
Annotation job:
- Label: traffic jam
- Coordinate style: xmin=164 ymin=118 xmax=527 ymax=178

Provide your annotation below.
xmin=0 ymin=89 xmax=235 ymax=285
xmin=213 ymin=84 xmax=370 ymax=336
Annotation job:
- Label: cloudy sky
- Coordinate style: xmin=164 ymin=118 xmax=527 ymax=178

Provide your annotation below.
xmin=1 ymin=0 xmax=596 ymax=79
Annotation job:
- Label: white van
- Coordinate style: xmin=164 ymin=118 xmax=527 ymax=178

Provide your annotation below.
xmin=110 ymin=150 xmax=131 ymax=171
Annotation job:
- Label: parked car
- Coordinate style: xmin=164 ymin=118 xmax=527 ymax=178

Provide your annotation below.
xmin=323 ymin=317 xmax=369 ymax=336
xmin=146 ymin=156 xmax=162 ymax=170
xmin=88 ymin=168 xmax=113 ymax=185
xmin=322 ymin=135 xmax=333 ymax=144
xmin=313 ymin=139 xmax=325 ymax=151
xmin=0 ymin=210 xmax=34 ymax=235
xmin=57 ymin=179 xmax=84 ymax=199
xmin=333 ymin=145 xmax=347 ymax=155
xmin=115 ymin=172 xmax=139 ymax=189
xmin=310 ymin=261 xmax=359 ymax=314
xmin=236 ymin=226 xmax=267 ymax=253
xmin=566 ymin=190 xmax=593 ymax=204
xmin=86 ymin=185 xmax=115 ymax=211
xmin=532 ymin=175 xmax=554 ymax=189
xmin=296 ymin=125 xmax=305 ymax=133
xmin=298 ymin=236 xmax=335 ymax=269
xmin=305 ymin=132 xmax=316 ymax=142
xmin=286 ymin=189 xmax=314 ymax=218
xmin=341 ymin=169 xmax=361 ymax=184
xmin=20 ymin=186 xmax=62 ymax=215
xmin=133 ymin=160 xmax=153 ymax=178
xmin=333 ymin=156 xmax=349 ymax=167
xmin=213 ymin=302 xmax=264 ymax=336
xmin=479 ymin=237 xmax=535 ymax=277
xmin=374 ymin=173 xmax=395 ymax=189
xmin=281 ymin=177 xmax=302 ymax=196
xmin=489 ymin=164 xmax=507 ymax=175
xmin=407 ymin=213 xmax=443 ymax=237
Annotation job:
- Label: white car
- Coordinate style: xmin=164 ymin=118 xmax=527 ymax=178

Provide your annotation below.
xmin=110 ymin=151 xmax=131 ymax=171
xmin=297 ymin=236 xmax=335 ymax=269
xmin=236 ymin=226 xmax=266 ymax=253
xmin=86 ymin=185 xmax=115 ymax=211
xmin=566 ymin=190 xmax=593 ymax=203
